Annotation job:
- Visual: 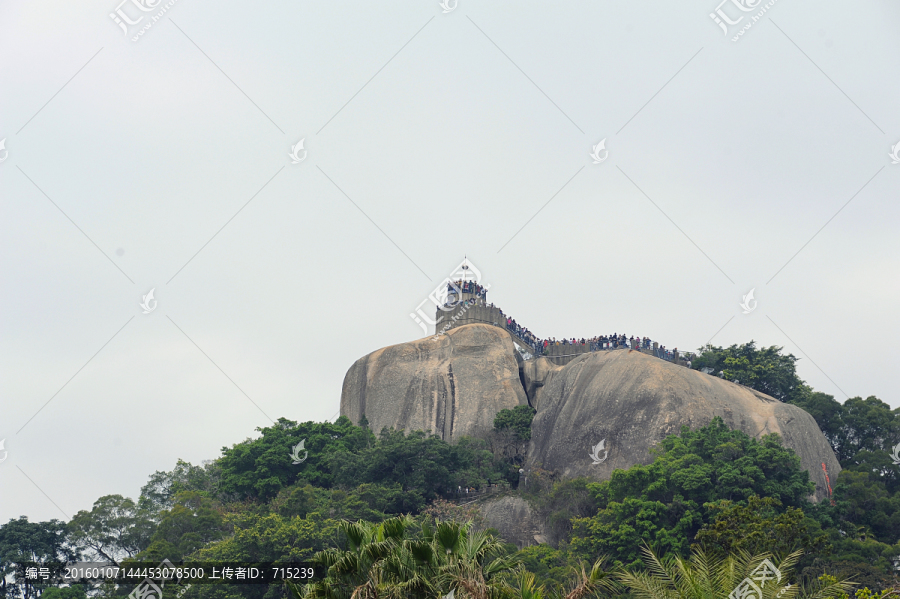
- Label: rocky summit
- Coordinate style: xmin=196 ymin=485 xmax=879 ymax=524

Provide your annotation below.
xmin=341 ymin=323 xmax=529 ymax=442
xmin=341 ymin=323 xmax=839 ymax=502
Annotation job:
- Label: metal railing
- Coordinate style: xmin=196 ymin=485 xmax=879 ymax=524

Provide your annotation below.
xmin=507 ymin=326 xmax=688 ymax=364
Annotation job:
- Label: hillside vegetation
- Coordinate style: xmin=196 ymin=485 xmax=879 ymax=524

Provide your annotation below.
xmin=2 ymin=342 xmax=899 ymax=599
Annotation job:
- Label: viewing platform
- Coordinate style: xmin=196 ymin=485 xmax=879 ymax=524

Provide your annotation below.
xmin=433 ymin=279 xmax=694 ymax=368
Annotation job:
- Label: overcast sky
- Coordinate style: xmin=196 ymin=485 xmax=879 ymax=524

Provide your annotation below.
xmin=1 ymin=0 xmax=898 ymax=524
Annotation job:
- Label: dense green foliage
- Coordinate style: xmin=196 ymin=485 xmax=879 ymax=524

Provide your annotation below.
xmin=788 ymin=393 xmax=900 ymax=578
xmin=292 ymin=516 xmax=616 ymax=599
xmin=215 ymin=417 xmax=507 ymax=513
xmin=792 ymin=394 xmax=900 ymax=471
xmin=0 ymin=518 xmax=76 ymax=599
xmin=217 ymin=417 xmax=373 ymax=499
xmin=693 ymin=495 xmax=828 ymax=556
xmin=616 ymin=546 xmax=853 ymax=599
xmin=569 ymin=418 xmax=815 ymax=568
xmin=693 ymin=341 xmax=810 ymax=403
xmin=2 ymin=340 xmax=897 ymax=598
xmin=489 ymin=406 xmax=537 ymax=483
xmin=493 ymin=406 xmax=537 ymax=441
xmin=328 ymin=431 xmax=507 ymax=512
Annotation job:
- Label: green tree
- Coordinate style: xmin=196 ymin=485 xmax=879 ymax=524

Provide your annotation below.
xmin=510 ymin=545 xmax=575 ymax=591
xmin=491 ymin=407 xmax=537 ymax=480
xmin=297 ymin=517 xmax=415 ymax=599
xmin=792 ymin=395 xmax=900 ymax=471
xmin=693 ymin=496 xmax=828 ymax=557
xmin=328 ymin=429 xmax=505 ymax=512
xmin=196 ymin=511 xmax=341 ymax=563
xmin=617 ymin=546 xmax=853 ymax=599
xmin=138 ymin=491 xmax=226 ymax=562
xmin=788 ymin=393 xmax=900 ymax=568
xmin=217 ymin=417 xmax=374 ymax=500
xmin=67 ymin=496 xmax=153 ymax=564
xmin=501 ymin=556 xmax=616 ymax=599
xmin=272 ymin=481 xmax=409 ymax=522
xmin=570 ymin=418 xmax=815 ymax=567
xmin=0 ymin=517 xmax=77 ymax=599
xmin=139 ymin=460 xmax=220 ymax=515
xmin=428 ymin=521 xmax=519 ymax=599
xmin=296 ymin=518 xmax=519 ymax=599
xmin=800 ymin=562 xmax=897 ymax=594
xmin=693 ymin=342 xmax=810 ymax=403
xmin=494 ymin=406 xmax=536 ymax=441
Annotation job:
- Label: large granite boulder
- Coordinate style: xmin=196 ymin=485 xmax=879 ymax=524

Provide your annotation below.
xmin=526 ymin=349 xmax=840 ymax=502
xmin=341 ymin=324 xmax=529 ymax=441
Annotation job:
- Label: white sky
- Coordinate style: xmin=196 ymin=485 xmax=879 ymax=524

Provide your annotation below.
xmin=1 ymin=0 xmax=899 ymax=524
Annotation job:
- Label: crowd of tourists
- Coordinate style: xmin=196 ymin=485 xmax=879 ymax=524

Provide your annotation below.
xmin=439 ymin=281 xmax=687 ymax=364
xmin=444 ymin=280 xmax=488 ymax=303
xmin=502 ymin=314 xmax=682 ymax=362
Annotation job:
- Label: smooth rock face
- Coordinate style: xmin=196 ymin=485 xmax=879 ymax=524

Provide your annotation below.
xmin=478 ymin=496 xmax=541 ymax=549
xmin=341 ymin=324 xmax=529 ymax=441
xmin=526 ymin=349 xmax=840 ymax=502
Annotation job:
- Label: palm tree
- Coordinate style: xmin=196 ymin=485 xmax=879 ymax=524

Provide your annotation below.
xmin=501 ymin=557 xmax=617 ymax=599
xmin=561 ymin=557 xmax=618 ymax=599
xmin=290 ymin=518 xmax=519 ymax=599
xmin=502 ymin=568 xmax=547 ymax=599
xmin=430 ymin=521 xmax=518 ymax=599
xmin=617 ymin=545 xmax=853 ymax=599
xmin=297 ymin=517 xmax=411 ymax=599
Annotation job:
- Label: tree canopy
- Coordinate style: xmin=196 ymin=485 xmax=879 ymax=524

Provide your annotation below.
xmin=7 ymin=344 xmax=900 ymax=598
xmin=570 ymin=417 xmax=815 ymax=567
xmin=693 ymin=341 xmax=810 ymax=403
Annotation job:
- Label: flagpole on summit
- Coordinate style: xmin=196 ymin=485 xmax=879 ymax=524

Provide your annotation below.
xmin=461 ymin=255 xmax=469 ymax=288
